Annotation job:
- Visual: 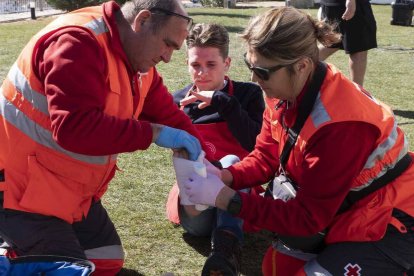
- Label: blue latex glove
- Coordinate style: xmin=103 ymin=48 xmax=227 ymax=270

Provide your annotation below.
xmin=155 ymin=126 xmax=201 ymax=161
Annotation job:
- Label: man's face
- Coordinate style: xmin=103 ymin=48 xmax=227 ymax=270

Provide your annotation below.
xmin=187 ymin=47 xmax=230 ymax=91
xmin=127 ymin=14 xmax=189 ymax=73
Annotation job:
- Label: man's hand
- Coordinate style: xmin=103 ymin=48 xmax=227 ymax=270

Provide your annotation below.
xmin=154 ymin=125 xmax=201 ymax=161
xmin=342 ymin=0 xmax=356 ymax=21
xmin=184 ymin=172 xmax=225 ymax=206
xmin=180 ymin=90 xmax=215 ymax=109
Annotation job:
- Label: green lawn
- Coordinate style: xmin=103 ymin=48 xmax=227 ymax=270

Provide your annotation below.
xmin=1 ymin=4 xmax=413 ymax=275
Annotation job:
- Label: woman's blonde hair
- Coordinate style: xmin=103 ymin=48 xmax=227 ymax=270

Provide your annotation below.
xmin=241 ymin=7 xmax=341 ymax=71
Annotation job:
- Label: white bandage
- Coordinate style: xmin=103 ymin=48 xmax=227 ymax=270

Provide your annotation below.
xmin=173 ymin=156 xmax=198 ymax=205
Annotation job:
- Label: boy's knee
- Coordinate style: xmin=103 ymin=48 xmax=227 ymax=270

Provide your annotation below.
xmin=181 ymin=217 xmax=213 ymax=236
xmin=179 ymin=208 xmax=215 ymax=237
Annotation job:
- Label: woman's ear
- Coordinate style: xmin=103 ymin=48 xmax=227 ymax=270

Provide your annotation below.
xmin=295 ymin=57 xmax=312 ymax=73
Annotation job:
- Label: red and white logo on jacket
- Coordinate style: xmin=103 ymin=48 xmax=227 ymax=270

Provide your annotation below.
xmin=344 ymin=263 xmax=361 ymax=276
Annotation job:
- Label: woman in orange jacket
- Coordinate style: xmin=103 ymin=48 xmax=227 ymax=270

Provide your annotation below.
xmin=184 ymin=7 xmax=414 ymax=275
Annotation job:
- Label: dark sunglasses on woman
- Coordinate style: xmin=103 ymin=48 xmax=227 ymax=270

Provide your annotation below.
xmin=243 ymin=53 xmax=285 ymax=81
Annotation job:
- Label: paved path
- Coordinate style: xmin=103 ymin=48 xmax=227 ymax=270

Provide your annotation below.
xmin=182 ymin=1 xmax=285 ymax=8
xmin=235 ymin=1 xmax=286 ymax=7
xmin=0 ymin=9 xmax=63 ymax=23
xmin=0 ymin=1 xmax=285 ymax=23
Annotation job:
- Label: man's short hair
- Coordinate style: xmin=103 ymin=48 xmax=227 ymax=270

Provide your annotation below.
xmin=121 ymin=0 xmax=185 ymax=33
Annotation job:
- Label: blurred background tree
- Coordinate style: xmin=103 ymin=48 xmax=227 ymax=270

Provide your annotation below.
xmin=200 ymin=0 xmax=224 ymax=7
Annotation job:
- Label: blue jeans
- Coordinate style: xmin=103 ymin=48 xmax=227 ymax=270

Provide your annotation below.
xmin=179 ymin=155 xmax=246 ymax=243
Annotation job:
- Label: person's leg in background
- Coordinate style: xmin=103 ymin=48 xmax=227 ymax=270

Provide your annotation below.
xmin=343 ymin=0 xmax=376 ymax=87
xmin=349 ymin=50 xmax=368 ymax=86
xmin=318 ymin=47 xmax=339 ymax=61
xmin=319 ymin=0 xmax=376 ymax=87
xmin=202 ymin=155 xmax=245 ymax=275
xmin=319 ymin=44 xmax=369 ymax=87
xmin=73 ymin=200 xmax=124 ymax=276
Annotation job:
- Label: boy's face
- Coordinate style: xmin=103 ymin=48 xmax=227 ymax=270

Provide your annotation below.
xmin=187 ymin=46 xmax=230 ymax=91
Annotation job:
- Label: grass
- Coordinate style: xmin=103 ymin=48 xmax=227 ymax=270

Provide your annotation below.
xmin=1 ymin=4 xmax=414 ymax=275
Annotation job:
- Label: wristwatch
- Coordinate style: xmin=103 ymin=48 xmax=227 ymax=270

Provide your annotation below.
xmin=226 ymin=192 xmax=242 ymax=216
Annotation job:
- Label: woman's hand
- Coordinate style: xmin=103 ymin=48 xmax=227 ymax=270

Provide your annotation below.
xmin=184 ymin=172 xmax=225 ymax=206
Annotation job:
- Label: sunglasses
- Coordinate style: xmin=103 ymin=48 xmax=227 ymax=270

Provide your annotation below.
xmin=149 ymin=8 xmax=194 ymax=31
xmin=243 ymin=53 xmax=285 ymax=81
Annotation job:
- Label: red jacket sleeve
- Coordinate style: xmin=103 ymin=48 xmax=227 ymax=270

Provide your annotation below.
xmin=234 ymin=121 xmax=379 ymax=236
xmin=228 ymin=108 xmax=280 ymax=188
xmin=35 ymin=28 xmax=153 ymax=156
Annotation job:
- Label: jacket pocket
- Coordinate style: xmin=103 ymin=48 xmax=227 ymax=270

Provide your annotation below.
xmin=19 ymin=149 xmax=106 ymax=223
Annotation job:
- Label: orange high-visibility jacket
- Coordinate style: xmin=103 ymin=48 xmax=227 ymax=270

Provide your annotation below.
xmin=0 ymin=6 xmax=153 ymax=223
xmin=266 ymin=64 xmax=414 ymax=243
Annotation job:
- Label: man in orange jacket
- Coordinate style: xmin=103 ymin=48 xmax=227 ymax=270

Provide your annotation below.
xmin=0 ymin=0 xmax=209 ymax=274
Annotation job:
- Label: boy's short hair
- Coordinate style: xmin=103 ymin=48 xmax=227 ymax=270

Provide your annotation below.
xmin=186 ymin=23 xmax=229 ymax=59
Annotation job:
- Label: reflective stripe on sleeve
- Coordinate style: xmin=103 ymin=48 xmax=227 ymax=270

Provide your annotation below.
xmin=7 ymin=63 xmax=49 ymax=116
xmin=0 ymin=91 xmax=110 ymax=165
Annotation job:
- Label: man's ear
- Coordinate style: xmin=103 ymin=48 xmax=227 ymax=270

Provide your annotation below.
xmin=132 ymin=10 xmax=152 ymax=32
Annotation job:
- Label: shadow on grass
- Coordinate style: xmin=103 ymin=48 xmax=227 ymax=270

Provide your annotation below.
xmin=182 ymin=230 xmax=273 ymax=275
xmin=377 ymin=46 xmax=414 ymax=53
xmin=395 ymin=110 xmax=414 ymax=120
xmin=241 ymin=230 xmax=273 ymax=275
xmin=224 ymin=26 xmax=245 ymax=34
xmin=117 ymin=268 xmax=145 ymax=276
xmin=182 ymin=232 xmax=211 ymax=257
